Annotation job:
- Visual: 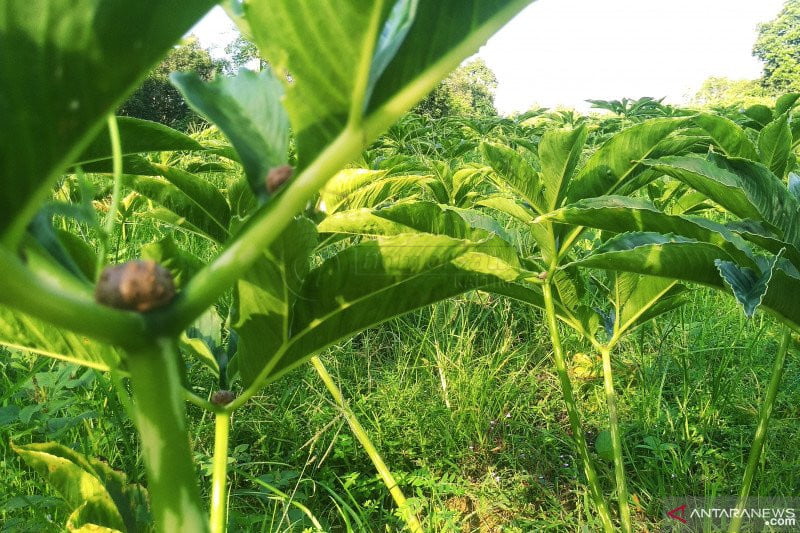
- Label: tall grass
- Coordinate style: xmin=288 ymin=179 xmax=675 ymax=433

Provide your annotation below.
xmin=3 ymin=287 xmax=797 ymax=531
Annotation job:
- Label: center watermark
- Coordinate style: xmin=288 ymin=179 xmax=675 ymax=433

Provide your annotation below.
xmin=662 ymin=496 xmax=798 ymax=531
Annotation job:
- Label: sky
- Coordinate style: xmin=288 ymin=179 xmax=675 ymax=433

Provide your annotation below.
xmin=190 ymin=0 xmax=786 ymax=115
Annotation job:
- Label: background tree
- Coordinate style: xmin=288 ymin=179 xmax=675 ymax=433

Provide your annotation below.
xmin=224 ymin=34 xmax=267 ymax=74
xmin=754 ymin=0 xmax=800 ymax=92
xmin=118 ymin=37 xmax=218 ymax=130
xmin=415 ymin=58 xmax=498 ymax=118
xmin=691 ymin=77 xmax=772 ymax=109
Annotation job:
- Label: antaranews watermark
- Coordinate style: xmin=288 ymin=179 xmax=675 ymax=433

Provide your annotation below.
xmin=663 ymin=496 xmax=798 ymax=531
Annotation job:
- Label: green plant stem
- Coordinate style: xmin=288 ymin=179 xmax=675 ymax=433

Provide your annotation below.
xmin=728 ymin=326 xmax=792 ymax=533
xmin=96 ymin=114 xmax=124 ymax=276
xmin=541 ymin=281 xmax=614 ymax=532
xmin=0 ymin=245 xmax=148 ymax=346
xmin=210 ymin=411 xmax=231 ymax=533
xmin=185 ymin=389 xmax=223 ymax=413
xmin=599 ymin=343 xmax=631 ymax=533
xmin=124 ymin=338 xmax=208 ymax=533
xmin=310 ymin=356 xmax=423 ymax=533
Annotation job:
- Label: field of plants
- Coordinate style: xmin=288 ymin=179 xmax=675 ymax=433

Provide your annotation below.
xmin=2 ymin=1 xmax=800 ymax=532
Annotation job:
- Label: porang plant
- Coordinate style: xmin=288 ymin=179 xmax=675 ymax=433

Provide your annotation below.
xmin=349 ymin=94 xmax=800 ymax=532
xmin=472 ymin=120 xmax=700 ymax=532
xmin=315 ymin=117 xmax=705 ymax=531
xmin=547 ymin=96 xmax=800 ymax=532
xmin=0 ymin=1 xmax=537 ymax=531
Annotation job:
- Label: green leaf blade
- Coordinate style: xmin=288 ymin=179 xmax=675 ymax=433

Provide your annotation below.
xmin=171 ymin=70 xmax=290 ymax=192
xmin=566 ymin=118 xmax=687 ymax=202
xmin=0 ymin=0 xmax=216 ymax=245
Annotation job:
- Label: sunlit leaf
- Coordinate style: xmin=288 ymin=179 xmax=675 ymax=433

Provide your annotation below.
xmin=123 ymin=175 xmax=229 ymax=243
xmin=645 ymin=154 xmax=800 ymax=247
xmin=547 ymin=195 xmax=758 ymax=268
xmin=263 ymin=233 xmax=522 ymax=383
xmin=693 ymin=113 xmax=759 ymax=160
xmin=12 ymin=443 xmax=126 ymax=532
xmin=566 ymin=118 xmax=687 ymax=202
xmin=75 ymin=117 xmax=202 ymax=167
xmin=758 ymin=113 xmax=792 ymax=178
xmin=539 ymin=126 xmax=588 ymax=210
xmin=0 ymin=308 xmax=119 ymax=371
xmin=481 ymin=141 xmax=542 ymax=212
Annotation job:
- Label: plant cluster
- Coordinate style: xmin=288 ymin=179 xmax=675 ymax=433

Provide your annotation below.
xmin=1 ymin=1 xmax=798 ymax=532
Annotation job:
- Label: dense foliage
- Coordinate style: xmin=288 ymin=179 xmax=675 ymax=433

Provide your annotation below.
xmin=2 ymin=1 xmax=800 ymax=532
xmin=415 ymin=59 xmax=499 ymax=118
xmin=755 ymin=0 xmax=800 ymax=92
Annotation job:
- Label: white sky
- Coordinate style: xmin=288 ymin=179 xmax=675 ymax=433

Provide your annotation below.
xmin=190 ymin=0 xmax=786 ymax=115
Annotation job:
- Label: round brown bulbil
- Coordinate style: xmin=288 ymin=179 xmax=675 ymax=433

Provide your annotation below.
xmin=95 ymin=260 xmax=176 ymax=312
xmin=266 ymin=165 xmax=293 ymax=194
xmin=211 ymin=390 xmax=236 ymax=406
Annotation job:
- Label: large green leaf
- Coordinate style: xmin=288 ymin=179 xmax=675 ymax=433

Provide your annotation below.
xmin=318 ymin=201 xmax=512 ymax=243
xmin=366 ymin=1 xmax=533 ymax=117
xmin=572 ymin=232 xmax=734 ymax=287
xmin=151 ymin=164 xmax=231 ymax=237
xmin=775 ymin=93 xmax=800 ymax=116
xmin=743 ymin=104 xmax=773 ymax=129
xmin=0 ymin=0 xmax=216 ymax=246
xmin=74 ymin=117 xmax=203 ymax=167
xmin=693 ymin=113 xmax=759 ymax=160
xmin=319 ymin=169 xmax=430 ymax=214
xmin=245 ymin=1 xmax=395 ymax=169
xmin=480 ymin=141 xmax=542 ymax=212
xmin=546 ymin=195 xmax=758 ymax=268
xmin=245 ymin=0 xmax=533 ymax=170
xmin=450 ymin=166 xmax=493 ymax=208
xmin=566 ymin=118 xmax=687 ymax=202
xmin=79 ymin=155 xmax=160 ymax=176
xmin=726 ymin=219 xmax=800 ymax=266
xmin=644 ymin=154 xmax=800 ymax=247
xmin=612 ymin=274 xmax=687 ymax=335
xmin=12 ymin=443 xmax=126 ymax=532
xmin=0 ymin=308 xmax=119 ymax=371
xmin=757 ymin=113 xmax=793 ymax=178
xmin=261 ymin=233 xmax=523 ymax=384
xmin=614 ymin=135 xmax=711 ymax=197
xmin=232 ymin=217 xmax=318 ymax=387
xmin=570 ymin=232 xmax=800 ymax=329
xmin=66 ymin=499 xmax=125 ymax=532
xmin=476 ymin=195 xmax=537 ymax=225
xmin=475 ymin=194 xmax=555 ymax=260
xmin=171 ymin=70 xmax=289 ymax=193
xmin=123 ymin=175 xmax=229 ymax=243
xmin=539 ymin=126 xmax=588 ymax=211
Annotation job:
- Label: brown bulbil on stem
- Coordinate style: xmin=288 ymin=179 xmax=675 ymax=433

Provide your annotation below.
xmin=266 ymin=165 xmax=293 ymax=194
xmin=211 ymin=390 xmax=236 ymax=406
xmin=95 ymin=260 xmax=176 ymax=312
xmin=537 ymin=271 xmax=548 ymax=280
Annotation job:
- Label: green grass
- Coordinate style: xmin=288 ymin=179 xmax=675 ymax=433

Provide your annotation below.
xmin=2 ymin=286 xmax=798 ymax=531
